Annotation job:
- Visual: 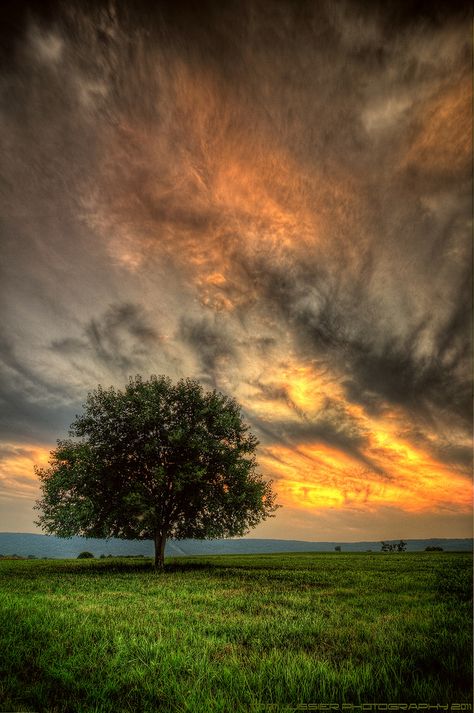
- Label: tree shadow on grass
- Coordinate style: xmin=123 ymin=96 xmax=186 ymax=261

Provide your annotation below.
xmin=0 ymin=558 xmax=153 ymax=578
xmin=6 ymin=558 xmax=215 ymax=577
xmin=65 ymin=559 xmax=244 ymax=576
xmin=2 ymin=556 xmax=331 ymax=586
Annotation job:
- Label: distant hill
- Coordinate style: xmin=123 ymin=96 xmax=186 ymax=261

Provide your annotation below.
xmin=0 ymin=533 xmax=472 ymax=559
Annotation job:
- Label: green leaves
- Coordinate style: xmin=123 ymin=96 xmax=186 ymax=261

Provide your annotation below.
xmin=35 ymin=375 xmax=279 ymax=548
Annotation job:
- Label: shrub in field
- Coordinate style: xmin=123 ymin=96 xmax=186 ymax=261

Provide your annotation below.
xmin=381 ymin=540 xmax=407 ymax=552
xmin=77 ymin=551 xmax=94 ymax=559
xmin=425 ymin=546 xmax=443 ymax=551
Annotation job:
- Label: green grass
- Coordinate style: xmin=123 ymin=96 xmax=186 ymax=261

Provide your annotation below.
xmin=0 ymin=552 xmax=472 ymax=712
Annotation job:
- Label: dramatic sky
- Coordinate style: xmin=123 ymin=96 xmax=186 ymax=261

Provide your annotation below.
xmin=1 ymin=0 xmax=472 ymax=540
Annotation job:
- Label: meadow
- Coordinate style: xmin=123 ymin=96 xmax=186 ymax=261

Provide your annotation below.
xmin=0 ymin=552 xmax=472 ymax=713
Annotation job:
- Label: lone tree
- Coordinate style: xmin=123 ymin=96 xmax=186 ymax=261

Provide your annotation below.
xmin=35 ymin=375 xmax=279 ymax=570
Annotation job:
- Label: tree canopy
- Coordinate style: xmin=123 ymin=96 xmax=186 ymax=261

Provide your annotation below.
xmin=35 ymin=375 xmax=279 ymax=568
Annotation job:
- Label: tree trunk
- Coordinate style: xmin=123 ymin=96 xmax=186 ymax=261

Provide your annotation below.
xmin=154 ymin=531 xmax=166 ymax=571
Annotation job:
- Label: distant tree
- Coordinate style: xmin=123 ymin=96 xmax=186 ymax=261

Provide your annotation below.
xmin=381 ymin=540 xmax=407 ymax=552
xmin=425 ymin=546 xmax=443 ymax=552
xmin=77 ymin=551 xmax=94 ymax=559
xmin=35 ymin=375 xmax=279 ymax=570
xmin=335 ymin=545 xmax=341 ymax=552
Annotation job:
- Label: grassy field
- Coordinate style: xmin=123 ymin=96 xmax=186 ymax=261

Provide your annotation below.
xmin=0 ymin=552 xmax=472 ymax=713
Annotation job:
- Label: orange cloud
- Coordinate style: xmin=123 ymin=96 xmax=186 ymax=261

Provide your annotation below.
xmin=261 ymin=433 xmax=471 ymax=517
xmin=255 ymin=358 xmax=472 ymax=518
xmin=83 ymin=53 xmax=367 ymax=315
xmin=402 ymin=78 xmax=472 ymax=175
xmin=0 ymin=444 xmax=51 ymax=501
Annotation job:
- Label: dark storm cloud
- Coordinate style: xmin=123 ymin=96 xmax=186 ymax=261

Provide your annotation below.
xmin=232 ymin=225 xmax=471 ymax=431
xmin=430 ymin=444 xmax=473 ymax=471
xmin=0 ymin=382 xmax=77 ymax=444
xmin=341 ymin=332 xmax=471 ymax=425
xmin=398 ymin=424 xmax=473 ymax=473
xmin=253 ymin=415 xmax=368 ymax=457
xmin=250 ymin=380 xmax=307 ymax=420
xmin=246 ymin=394 xmax=382 ymax=474
xmin=0 ymin=336 xmax=78 ymax=443
xmin=52 ymin=302 xmax=160 ymax=374
xmin=0 ymin=303 xmax=160 ymax=443
xmin=179 ymin=315 xmax=237 ymax=385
